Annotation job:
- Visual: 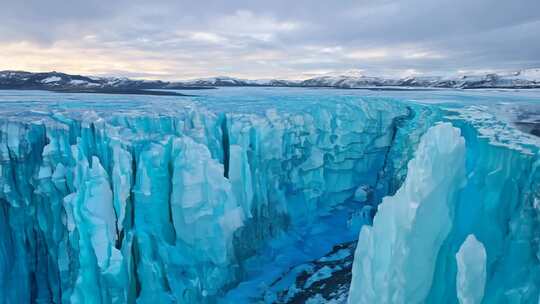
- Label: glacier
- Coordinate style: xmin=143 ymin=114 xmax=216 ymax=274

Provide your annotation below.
xmin=0 ymin=87 xmax=539 ymax=303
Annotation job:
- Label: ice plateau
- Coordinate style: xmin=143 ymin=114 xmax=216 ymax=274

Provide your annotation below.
xmin=0 ymin=87 xmax=539 ymax=303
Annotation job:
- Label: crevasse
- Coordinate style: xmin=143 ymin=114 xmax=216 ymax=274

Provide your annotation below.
xmin=0 ymin=99 xmax=433 ymax=303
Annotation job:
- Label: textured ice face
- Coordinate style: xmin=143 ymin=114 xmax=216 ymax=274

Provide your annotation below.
xmin=348 ymin=110 xmax=540 ymax=303
xmin=348 ymin=123 xmax=467 ymax=304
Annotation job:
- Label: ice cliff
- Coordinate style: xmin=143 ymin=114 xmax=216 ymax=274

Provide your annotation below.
xmin=348 ymin=123 xmax=467 ymax=303
xmin=348 ymin=110 xmax=540 ymax=303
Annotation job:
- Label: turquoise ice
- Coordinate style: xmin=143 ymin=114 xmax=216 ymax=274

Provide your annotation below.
xmin=348 ymin=123 xmax=467 ymax=304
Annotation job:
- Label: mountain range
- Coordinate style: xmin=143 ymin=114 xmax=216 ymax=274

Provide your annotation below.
xmin=1 ymin=69 xmax=539 ymax=91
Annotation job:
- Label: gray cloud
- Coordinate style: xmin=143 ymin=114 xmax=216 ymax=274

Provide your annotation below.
xmin=0 ymin=0 xmax=538 ymax=79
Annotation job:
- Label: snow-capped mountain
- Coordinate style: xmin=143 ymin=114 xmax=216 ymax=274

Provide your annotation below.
xmin=0 ymin=71 xmax=102 ymax=89
xmin=298 ymin=69 xmax=540 ymax=89
xmin=1 ymin=69 xmax=539 ymax=91
xmin=0 ymin=71 xmax=191 ymax=90
xmin=299 ymin=75 xmax=399 ymax=88
xmin=181 ymin=76 xmax=300 ymax=87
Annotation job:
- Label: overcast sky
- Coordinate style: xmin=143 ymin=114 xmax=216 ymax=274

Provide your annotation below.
xmin=0 ymin=0 xmax=539 ymax=80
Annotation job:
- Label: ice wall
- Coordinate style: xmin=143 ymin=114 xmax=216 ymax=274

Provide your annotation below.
xmin=348 ymin=123 xmax=467 ymax=304
xmin=348 ymin=112 xmax=540 ymax=303
xmin=426 ymin=119 xmax=540 ymax=303
xmin=0 ymin=99 xmax=427 ymax=303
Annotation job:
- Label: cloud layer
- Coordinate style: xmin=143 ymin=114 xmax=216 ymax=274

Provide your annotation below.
xmin=1 ymin=0 xmax=539 ymax=79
